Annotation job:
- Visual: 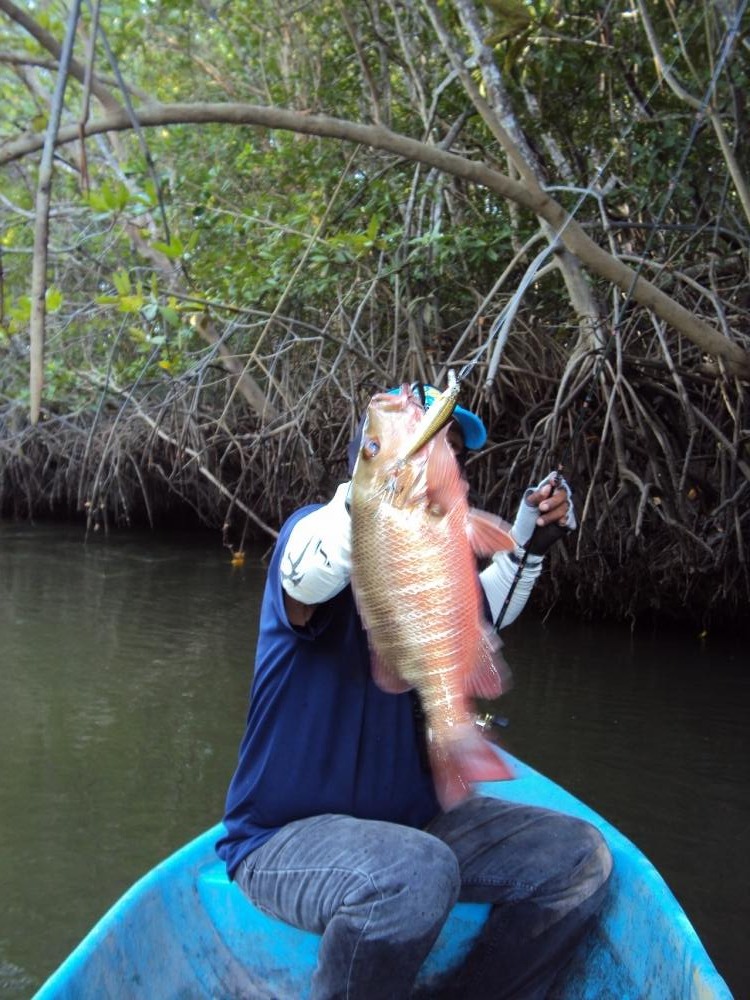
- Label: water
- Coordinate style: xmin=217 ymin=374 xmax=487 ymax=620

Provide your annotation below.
xmin=0 ymin=524 xmax=747 ymax=998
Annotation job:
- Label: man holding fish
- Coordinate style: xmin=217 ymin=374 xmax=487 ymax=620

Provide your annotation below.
xmin=217 ymin=381 xmax=612 ymax=999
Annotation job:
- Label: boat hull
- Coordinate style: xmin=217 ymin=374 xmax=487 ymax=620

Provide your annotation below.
xmin=33 ymin=755 xmax=732 ymax=999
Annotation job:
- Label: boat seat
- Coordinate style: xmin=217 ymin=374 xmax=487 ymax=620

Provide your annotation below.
xmin=197 ymin=859 xmax=490 ymax=996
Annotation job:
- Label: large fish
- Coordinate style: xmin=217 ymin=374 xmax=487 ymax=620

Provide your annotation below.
xmin=349 ymin=384 xmax=516 ymax=809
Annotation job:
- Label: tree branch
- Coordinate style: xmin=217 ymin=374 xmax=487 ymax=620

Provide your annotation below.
xmin=0 ymin=50 xmax=149 ymax=99
xmin=0 ymin=0 xmax=122 ymax=112
xmin=28 ymin=0 xmax=82 ymax=425
xmin=2 ymin=100 xmax=748 ymax=377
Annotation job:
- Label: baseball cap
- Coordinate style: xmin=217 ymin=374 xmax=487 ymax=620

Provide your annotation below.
xmin=346 ymin=382 xmax=487 ymax=476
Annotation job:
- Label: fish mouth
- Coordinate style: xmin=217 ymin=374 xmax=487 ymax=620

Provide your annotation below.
xmin=363 ymin=378 xmax=462 ymax=471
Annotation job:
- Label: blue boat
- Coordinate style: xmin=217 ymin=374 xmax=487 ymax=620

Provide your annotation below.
xmin=33 ymin=754 xmax=731 ymax=999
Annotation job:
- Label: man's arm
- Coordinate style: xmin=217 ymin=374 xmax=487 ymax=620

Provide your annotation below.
xmin=280 ymin=482 xmax=352 ymax=627
xmin=480 ymin=475 xmax=576 ymax=629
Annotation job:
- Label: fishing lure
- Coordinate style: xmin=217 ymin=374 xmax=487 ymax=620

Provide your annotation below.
xmin=398 ymin=370 xmax=461 ymax=463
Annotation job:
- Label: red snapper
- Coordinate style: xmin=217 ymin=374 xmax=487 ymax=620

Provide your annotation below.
xmin=349 ymin=384 xmax=516 ymax=808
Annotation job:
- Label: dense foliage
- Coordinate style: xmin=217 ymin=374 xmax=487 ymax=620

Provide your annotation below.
xmin=1 ymin=0 xmax=748 ymax=627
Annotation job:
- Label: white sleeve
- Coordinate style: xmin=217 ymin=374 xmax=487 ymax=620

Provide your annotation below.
xmin=478 ymin=483 xmax=549 ymax=629
xmin=479 ymin=550 xmax=544 ymax=630
xmin=280 ymin=482 xmax=352 ymax=605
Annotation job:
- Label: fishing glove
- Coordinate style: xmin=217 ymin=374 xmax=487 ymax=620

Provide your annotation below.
xmin=280 ymin=481 xmax=352 ymax=606
xmin=512 ymin=475 xmax=577 ymax=556
xmin=479 ymin=473 xmax=576 ymax=630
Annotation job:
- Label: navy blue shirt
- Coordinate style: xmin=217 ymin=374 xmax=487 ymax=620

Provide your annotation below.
xmin=216 ymin=506 xmax=440 ymax=878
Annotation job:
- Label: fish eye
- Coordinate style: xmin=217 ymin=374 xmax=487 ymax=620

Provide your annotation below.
xmin=362 ymin=438 xmax=380 ymax=459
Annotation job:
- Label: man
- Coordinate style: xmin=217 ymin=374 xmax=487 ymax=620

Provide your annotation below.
xmin=217 ymin=385 xmax=612 ymax=999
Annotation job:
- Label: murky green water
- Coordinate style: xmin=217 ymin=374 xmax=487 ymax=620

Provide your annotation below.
xmin=0 ymin=524 xmax=747 ymax=998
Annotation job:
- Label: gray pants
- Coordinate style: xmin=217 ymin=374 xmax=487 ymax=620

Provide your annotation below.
xmin=235 ymin=796 xmax=613 ymax=1000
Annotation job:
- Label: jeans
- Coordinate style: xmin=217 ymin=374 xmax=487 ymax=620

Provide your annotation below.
xmin=234 ymin=796 xmax=613 ymax=1000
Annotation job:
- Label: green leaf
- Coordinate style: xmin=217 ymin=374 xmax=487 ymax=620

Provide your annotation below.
xmin=365 ymin=215 xmax=381 ymax=241
xmin=144 ymin=179 xmax=159 ymax=205
xmin=8 ymin=295 xmax=31 ymax=330
xmin=117 ymin=293 xmax=145 ymax=313
xmin=112 ymin=270 xmax=132 ymax=296
xmin=159 ymin=306 xmax=180 ymax=328
xmin=151 ymin=235 xmax=184 ymax=259
xmin=105 ymin=183 xmax=130 ymax=211
xmin=86 ymin=189 xmax=110 ymax=213
xmin=46 ymin=286 xmax=63 ymax=313
xmin=86 ymin=182 xmax=130 ymax=214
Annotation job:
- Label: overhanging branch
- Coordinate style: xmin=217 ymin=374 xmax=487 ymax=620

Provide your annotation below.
xmin=2 ymin=100 xmax=748 ymax=378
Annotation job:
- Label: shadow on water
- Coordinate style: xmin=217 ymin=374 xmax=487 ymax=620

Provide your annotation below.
xmin=0 ymin=523 xmax=747 ymax=998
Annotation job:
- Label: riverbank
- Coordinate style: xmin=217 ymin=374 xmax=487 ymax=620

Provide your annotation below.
xmin=2 ymin=359 xmax=748 ymax=634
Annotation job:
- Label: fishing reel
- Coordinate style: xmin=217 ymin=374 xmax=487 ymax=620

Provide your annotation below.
xmin=474 ymin=712 xmax=509 ymax=741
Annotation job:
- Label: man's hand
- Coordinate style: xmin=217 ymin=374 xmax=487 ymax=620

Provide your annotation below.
xmin=511 ymin=474 xmax=577 ymax=557
xmin=526 ymin=478 xmax=572 ymax=528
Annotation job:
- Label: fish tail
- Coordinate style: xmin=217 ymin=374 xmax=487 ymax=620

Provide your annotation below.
xmin=429 ymin=726 xmax=514 ymax=810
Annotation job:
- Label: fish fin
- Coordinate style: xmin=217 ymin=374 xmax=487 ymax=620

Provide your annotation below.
xmin=467 ymin=626 xmax=513 ymax=700
xmin=466 ymin=508 xmax=516 ymax=558
xmin=425 ymin=430 xmax=468 ymax=512
xmin=370 ymin=650 xmax=413 ymax=694
xmin=429 ymin=728 xmax=514 ymax=810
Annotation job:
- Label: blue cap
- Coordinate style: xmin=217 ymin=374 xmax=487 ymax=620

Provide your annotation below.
xmin=346 ymin=383 xmax=487 ymax=476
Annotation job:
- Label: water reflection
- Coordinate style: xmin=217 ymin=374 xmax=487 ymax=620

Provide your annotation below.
xmin=0 ymin=524 xmax=263 ymax=999
xmin=0 ymin=524 xmax=747 ymax=998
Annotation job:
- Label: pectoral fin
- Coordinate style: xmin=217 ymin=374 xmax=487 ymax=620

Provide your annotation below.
xmin=466 ymin=508 xmax=516 ymax=558
xmin=424 ymin=430 xmax=468 ymax=512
